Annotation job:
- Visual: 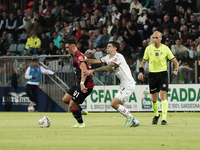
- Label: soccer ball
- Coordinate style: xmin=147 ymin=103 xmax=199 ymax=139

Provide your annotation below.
xmin=38 ymin=116 xmax=51 ymax=128
xmin=28 ymin=106 xmax=35 ymax=112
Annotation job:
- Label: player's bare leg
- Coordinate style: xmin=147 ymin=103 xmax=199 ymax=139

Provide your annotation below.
xmin=160 ymin=90 xmax=168 ymax=125
xmin=151 ymin=92 xmax=160 ymax=125
xmin=62 ymin=94 xmax=85 ymax=128
xmin=111 ymin=98 xmax=140 ymax=127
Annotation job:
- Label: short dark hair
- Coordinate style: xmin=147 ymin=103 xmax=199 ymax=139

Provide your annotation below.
xmin=60 ymin=41 xmax=65 ymax=44
xmin=108 ymin=41 xmax=120 ymax=51
xmin=66 ymin=39 xmax=77 ymax=46
xmin=32 ymin=58 xmax=38 ymax=62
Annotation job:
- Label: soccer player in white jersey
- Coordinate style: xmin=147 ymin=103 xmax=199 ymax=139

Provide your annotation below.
xmin=79 ymin=41 xmax=140 ymax=127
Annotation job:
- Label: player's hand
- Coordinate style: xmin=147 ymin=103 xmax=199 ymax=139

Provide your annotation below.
xmin=138 ymin=72 xmax=143 ymax=80
xmin=84 ymin=70 xmax=94 ymax=76
xmin=54 ymin=74 xmax=58 ymax=77
xmin=173 ymin=70 xmax=178 ymax=76
xmin=32 ymin=75 xmax=37 ymax=79
xmin=81 ymin=84 xmax=88 ymax=93
xmin=78 ymin=56 xmax=84 ymax=62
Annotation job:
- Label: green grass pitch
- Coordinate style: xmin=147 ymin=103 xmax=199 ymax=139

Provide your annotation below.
xmin=0 ymin=112 xmax=200 ymax=150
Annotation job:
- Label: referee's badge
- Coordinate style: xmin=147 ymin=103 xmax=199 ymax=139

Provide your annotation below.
xmin=155 ymin=52 xmax=159 ymax=56
xmin=163 ymin=84 xmax=166 ymax=88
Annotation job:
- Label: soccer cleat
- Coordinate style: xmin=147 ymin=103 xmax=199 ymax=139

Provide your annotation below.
xmin=131 ymin=119 xmax=140 ymax=127
xmin=152 ymin=114 xmax=160 ymax=125
xmin=124 ymin=117 xmax=135 ymax=127
xmin=29 ymin=102 xmax=36 ymax=107
xmin=81 ymin=110 xmax=88 ymax=115
xmin=72 ymin=123 xmax=85 ymax=128
xmin=161 ymin=120 xmax=167 ymax=125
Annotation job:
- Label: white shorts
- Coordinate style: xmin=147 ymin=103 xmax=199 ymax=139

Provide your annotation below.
xmin=115 ymin=84 xmax=135 ymax=103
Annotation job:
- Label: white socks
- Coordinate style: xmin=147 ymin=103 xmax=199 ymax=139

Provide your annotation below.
xmin=117 ymin=104 xmax=133 ymax=119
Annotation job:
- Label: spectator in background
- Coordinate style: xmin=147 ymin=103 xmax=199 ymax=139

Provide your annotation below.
xmin=0 ymin=31 xmax=12 ymax=55
xmin=25 ymin=31 xmax=41 ymax=54
xmin=162 ymin=0 xmax=176 ymax=17
xmin=111 ymin=19 xmax=121 ymax=36
xmin=60 ymin=21 xmax=72 ymax=40
xmin=56 ymin=41 xmax=67 ymax=55
xmin=161 ymin=29 xmax=170 ymax=43
xmin=130 ymin=8 xmax=138 ymax=24
xmin=102 ymin=11 xmax=112 ymax=25
xmin=91 ymin=10 xmax=101 ymax=28
xmin=83 ymin=11 xmax=91 ymax=22
xmin=119 ymin=40 xmax=131 ymax=59
xmin=82 ymin=2 xmax=91 ymax=15
xmin=75 ymin=25 xmax=81 ymax=41
xmin=91 ymin=0 xmax=102 ymax=14
xmin=171 ymin=38 xmax=189 ymax=56
xmin=172 ymin=16 xmax=181 ymax=31
xmin=77 ymin=41 xmax=85 ymax=53
xmin=34 ymin=12 xmax=45 ymax=27
xmin=188 ymin=44 xmax=197 ymax=59
xmin=51 ymin=20 xmax=63 ymax=36
xmin=120 ymin=8 xmax=131 ymax=21
xmin=6 ymin=13 xmax=16 ymax=35
xmin=79 ymin=28 xmax=90 ymax=50
xmin=89 ymin=29 xmax=102 ymax=48
xmin=164 ymin=37 xmax=172 ymax=49
xmin=94 ymin=45 xmax=104 ymax=60
xmin=145 ymin=7 xmax=159 ymax=37
xmin=51 ymin=0 xmax=60 ymax=17
xmin=161 ymin=15 xmax=172 ymax=32
xmin=9 ymin=2 xmax=20 ymax=17
xmin=177 ymin=6 xmax=186 ymax=20
xmin=21 ymin=49 xmax=30 ymax=56
xmin=189 ymin=15 xmax=200 ymax=32
xmin=0 ymin=11 xmax=8 ymax=35
xmin=189 ymin=25 xmax=200 ymax=46
xmin=56 ymin=8 xmax=73 ymax=25
xmin=115 ymin=0 xmax=124 ymax=13
xmin=179 ymin=51 xmax=194 ymax=84
xmin=13 ymin=9 xmax=25 ymax=43
xmin=98 ymin=27 xmax=111 ymax=48
xmin=138 ymin=40 xmax=148 ymax=58
xmin=52 ymin=31 xmax=65 ymax=49
xmin=180 ymin=18 xmax=187 ymax=31
xmin=84 ymin=42 xmax=96 ymax=58
xmin=112 ymin=7 xmax=121 ymax=24
xmin=155 ymin=0 xmax=164 ymax=17
xmin=195 ymin=36 xmax=200 ymax=47
xmin=106 ymin=20 xmax=113 ymax=35
xmin=124 ymin=20 xmax=141 ymax=49
xmin=29 ymin=20 xmax=44 ymax=38
xmin=84 ymin=19 xmax=96 ymax=32
xmin=130 ymin=0 xmax=143 ymax=15
xmin=45 ymin=11 xmax=56 ymax=32
xmin=107 ymin=0 xmax=115 ymax=13
xmin=40 ymin=0 xmax=52 ymax=17
xmin=137 ymin=7 xmax=148 ymax=38
xmin=36 ymin=33 xmax=51 ymax=55
xmin=185 ymin=7 xmax=192 ymax=26
xmin=181 ymin=25 xmax=190 ymax=47
xmin=72 ymin=0 xmax=82 ymax=18
xmin=109 ymin=32 xmax=123 ymax=43
xmin=170 ymin=26 xmax=181 ymax=44
xmin=46 ymin=40 xmax=58 ymax=55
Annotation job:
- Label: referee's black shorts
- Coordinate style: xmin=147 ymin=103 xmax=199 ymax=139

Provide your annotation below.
xmin=149 ymin=71 xmax=168 ymax=94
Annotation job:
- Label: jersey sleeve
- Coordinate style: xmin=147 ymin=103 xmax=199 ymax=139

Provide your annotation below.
xmin=166 ymin=47 xmax=175 ymax=60
xmin=143 ymin=47 xmax=149 ymax=61
xmin=100 ymin=55 xmax=107 ymax=63
xmin=75 ymin=51 xmax=85 ymax=67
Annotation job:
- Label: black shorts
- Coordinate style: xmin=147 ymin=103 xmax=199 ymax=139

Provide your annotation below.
xmin=149 ymin=71 xmax=168 ymax=94
xmin=68 ymin=83 xmax=93 ymax=104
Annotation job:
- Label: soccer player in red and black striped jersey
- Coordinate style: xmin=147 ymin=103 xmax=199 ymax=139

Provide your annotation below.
xmin=62 ymin=39 xmax=94 ymax=128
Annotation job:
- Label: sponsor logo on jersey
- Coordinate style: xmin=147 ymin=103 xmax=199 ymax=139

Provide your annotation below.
xmin=155 ymin=52 xmax=159 ymax=56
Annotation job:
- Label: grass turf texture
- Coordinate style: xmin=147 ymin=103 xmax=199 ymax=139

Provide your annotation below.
xmin=0 ymin=112 xmax=200 ymax=150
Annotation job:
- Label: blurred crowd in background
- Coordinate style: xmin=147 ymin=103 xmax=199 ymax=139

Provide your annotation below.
xmin=0 ymin=0 xmax=200 ymax=85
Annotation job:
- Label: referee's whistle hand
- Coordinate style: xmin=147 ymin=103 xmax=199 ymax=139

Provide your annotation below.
xmin=138 ymin=72 xmax=143 ymax=80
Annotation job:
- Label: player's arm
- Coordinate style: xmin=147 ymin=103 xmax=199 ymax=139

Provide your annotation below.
xmin=40 ymin=66 xmax=57 ymax=77
xmin=25 ymin=67 xmax=34 ymax=79
xmin=171 ymin=58 xmax=179 ymax=76
xmin=84 ymin=63 xmax=117 ymax=75
xmin=78 ymin=56 xmax=102 ymax=64
xmin=79 ymin=62 xmax=89 ymax=93
xmin=138 ymin=59 xmax=147 ymax=80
